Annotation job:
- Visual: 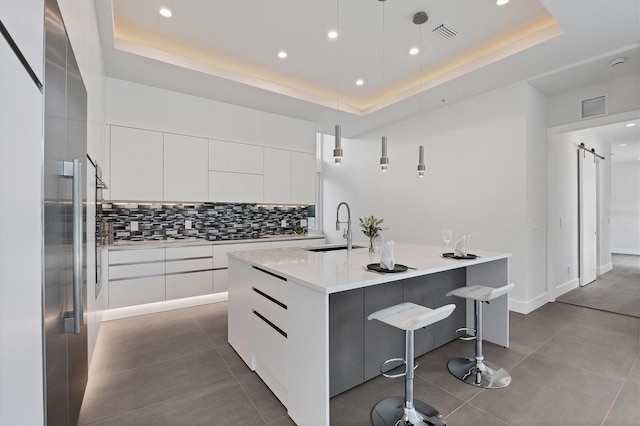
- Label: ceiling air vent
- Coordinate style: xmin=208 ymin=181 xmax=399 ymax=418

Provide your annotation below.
xmin=433 ymin=23 xmax=458 ymax=40
xmin=581 ymin=95 xmax=607 ymax=119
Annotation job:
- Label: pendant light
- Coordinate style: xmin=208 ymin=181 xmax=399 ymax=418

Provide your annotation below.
xmin=415 ymin=11 xmax=428 ymax=178
xmin=333 ymin=0 xmax=342 ymax=165
xmin=380 ymin=136 xmax=389 ymax=171
xmin=333 ymin=124 xmax=343 ymax=165
xmin=379 ymin=0 xmax=389 ymax=172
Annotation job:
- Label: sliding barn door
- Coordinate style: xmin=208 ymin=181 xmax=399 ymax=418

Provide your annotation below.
xmin=579 ymin=150 xmax=598 ymax=286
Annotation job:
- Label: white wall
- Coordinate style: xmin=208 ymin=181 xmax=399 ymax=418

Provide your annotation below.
xmin=0 ymin=2 xmax=45 ymax=423
xmin=548 ymin=127 xmax=613 ymax=298
xmin=58 ymin=0 xmax=107 ymax=368
xmin=322 ymin=83 xmax=548 ymax=313
xmin=610 ymin=161 xmax=640 ymax=254
xmin=547 ymin=73 xmax=640 ymax=128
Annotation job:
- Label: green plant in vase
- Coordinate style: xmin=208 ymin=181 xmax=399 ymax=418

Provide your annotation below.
xmin=359 ymin=216 xmax=388 ymax=254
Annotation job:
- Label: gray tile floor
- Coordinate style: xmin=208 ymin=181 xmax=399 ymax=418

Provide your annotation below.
xmin=79 ymin=301 xmax=640 ymax=426
xmin=557 ymin=254 xmax=640 ymax=318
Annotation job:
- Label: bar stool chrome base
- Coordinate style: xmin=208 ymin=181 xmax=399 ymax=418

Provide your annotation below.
xmin=448 ymin=357 xmax=511 ymax=389
xmin=372 ymin=397 xmax=446 ymax=426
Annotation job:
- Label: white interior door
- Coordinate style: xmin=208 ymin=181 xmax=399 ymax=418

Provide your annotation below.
xmin=579 ymin=150 xmax=598 ymax=286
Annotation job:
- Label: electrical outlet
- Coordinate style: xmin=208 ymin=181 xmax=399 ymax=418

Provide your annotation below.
xmin=185 ymin=219 xmax=192 ymax=229
xmin=281 ymin=219 xmax=287 ymax=227
xmin=567 ymin=266 xmax=571 ymax=276
xmin=300 ymin=219 xmax=307 ymax=227
xmin=130 ymin=221 xmax=138 ymax=231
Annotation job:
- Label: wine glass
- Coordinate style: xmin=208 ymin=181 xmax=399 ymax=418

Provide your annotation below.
xmin=442 ymin=229 xmax=452 ymax=250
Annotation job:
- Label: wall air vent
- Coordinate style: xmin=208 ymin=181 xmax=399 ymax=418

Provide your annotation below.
xmin=433 ymin=23 xmax=459 ymax=40
xmin=581 ymin=95 xmax=607 ymax=119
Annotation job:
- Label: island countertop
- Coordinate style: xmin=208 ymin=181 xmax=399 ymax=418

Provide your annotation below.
xmin=228 ymin=242 xmax=511 ymax=294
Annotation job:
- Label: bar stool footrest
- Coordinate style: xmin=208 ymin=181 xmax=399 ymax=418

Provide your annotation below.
xmin=455 ymin=327 xmax=476 ymax=341
xmin=380 ymin=358 xmax=418 ymax=379
xmin=372 ymin=396 xmax=447 ymax=426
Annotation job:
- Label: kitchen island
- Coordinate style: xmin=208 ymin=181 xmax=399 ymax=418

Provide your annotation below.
xmin=227 ymin=243 xmax=511 ymax=426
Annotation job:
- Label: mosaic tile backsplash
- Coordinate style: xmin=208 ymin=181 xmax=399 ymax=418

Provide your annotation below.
xmin=98 ymin=202 xmax=310 ymax=242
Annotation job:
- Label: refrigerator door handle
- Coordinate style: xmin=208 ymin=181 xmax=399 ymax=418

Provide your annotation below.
xmin=63 ymin=159 xmax=83 ymax=334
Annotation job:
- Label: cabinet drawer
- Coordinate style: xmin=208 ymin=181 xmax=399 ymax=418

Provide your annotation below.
xmin=252 ymin=288 xmax=287 ymax=333
xmin=109 ymin=248 xmax=165 ymax=265
xmin=252 ymin=312 xmax=287 ymax=404
xmin=109 ymin=262 xmax=165 ymax=280
xmin=166 ymin=270 xmax=213 ymax=300
xmin=165 ymin=245 xmax=213 ymax=260
xmin=252 ymin=267 xmax=288 ymax=306
xmin=166 ymin=258 xmax=213 ymax=274
xmin=213 ymin=268 xmax=229 ymax=293
xmin=108 ymin=276 xmax=165 ymax=309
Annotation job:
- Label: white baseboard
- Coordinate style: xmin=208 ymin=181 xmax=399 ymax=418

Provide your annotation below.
xmin=509 ymin=292 xmax=549 ymax=314
xmin=597 ymin=263 xmax=613 ymax=275
xmin=612 ymin=248 xmax=640 ymax=255
xmin=554 ymin=278 xmax=580 ymax=299
xmin=102 ymin=292 xmax=228 ymax=321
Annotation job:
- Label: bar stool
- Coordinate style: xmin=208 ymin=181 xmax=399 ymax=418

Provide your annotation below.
xmin=368 ymin=302 xmax=456 ymax=426
xmin=446 ymin=283 xmax=514 ymax=389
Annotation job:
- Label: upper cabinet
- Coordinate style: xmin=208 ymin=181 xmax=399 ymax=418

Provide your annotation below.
xmin=0 ymin=0 xmax=45 ymax=82
xmin=209 ymin=139 xmax=263 ymax=174
xmin=291 ymin=152 xmax=316 ymax=205
xmin=263 ymin=148 xmax=291 ymax=204
xmin=105 ymin=81 xmax=318 ymax=205
xmin=110 ymin=126 xmax=163 ymax=200
xmin=164 ymin=134 xmax=208 ymax=202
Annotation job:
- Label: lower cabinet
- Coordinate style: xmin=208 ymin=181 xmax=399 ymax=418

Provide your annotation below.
xmin=228 ymin=260 xmax=289 ymax=406
xmin=107 ymin=238 xmax=323 ymax=310
xmin=109 ymin=276 xmax=166 ymax=309
xmin=166 ymin=270 xmax=214 ymax=300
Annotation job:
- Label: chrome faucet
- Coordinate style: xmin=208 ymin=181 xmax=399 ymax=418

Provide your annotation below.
xmin=336 ymin=202 xmax=352 ymax=251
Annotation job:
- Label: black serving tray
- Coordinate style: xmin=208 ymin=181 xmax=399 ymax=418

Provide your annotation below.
xmin=441 ymin=252 xmax=478 ymax=260
xmin=367 ymin=263 xmax=409 ymax=273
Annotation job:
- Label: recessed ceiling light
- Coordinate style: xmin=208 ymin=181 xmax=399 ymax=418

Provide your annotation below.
xmin=626 ymin=123 xmax=636 ymax=127
xmin=355 ymin=79 xmax=364 ymax=86
xmin=496 ymin=0 xmax=510 ymax=5
xmin=328 ymin=31 xmax=338 ymax=39
xmin=277 ymin=51 xmax=288 ymax=59
xmin=620 ymin=144 xmax=627 ymax=147
xmin=159 ymin=8 xmax=172 ymax=17
xmin=409 ymin=47 xmax=420 ymax=55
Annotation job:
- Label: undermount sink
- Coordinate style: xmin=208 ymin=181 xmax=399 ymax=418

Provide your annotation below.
xmin=305 ymin=244 xmax=366 ymax=252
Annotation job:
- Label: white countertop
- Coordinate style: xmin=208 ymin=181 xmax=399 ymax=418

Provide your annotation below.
xmin=105 ymin=234 xmax=325 ymax=250
xmin=229 ymin=243 xmax=511 ymax=294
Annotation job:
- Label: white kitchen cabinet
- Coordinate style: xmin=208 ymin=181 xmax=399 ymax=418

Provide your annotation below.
xmin=108 ymin=276 xmax=166 ymax=309
xmin=263 ymin=148 xmax=292 ymax=204
xmin=227 ymin=257 xmax=255 ymax=367
xmin=166 ymin=271 xmax=213 ymax=300
xmin=165 ymin=245 xmax=214 ymax=300
xmin=0 ymin=0 xmax=44 ymax=82
xmin=291 ymin=152 xmax=316 ymax=205
xmin=107 ymin=247 xmax=166 ymax=309
xmin=208 ymin=171 xmax=263 ymax=203
xmin=110 ymin=126 xmax=163 ymax=200
xmin=164 ymin=133 xmax=208 ymax=202
xmin=209 ymin=139 xmax=263 ymax=174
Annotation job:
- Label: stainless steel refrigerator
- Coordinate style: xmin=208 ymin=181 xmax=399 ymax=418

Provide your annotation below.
xmin=43 ymin=0 xmax=88 ymax=424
